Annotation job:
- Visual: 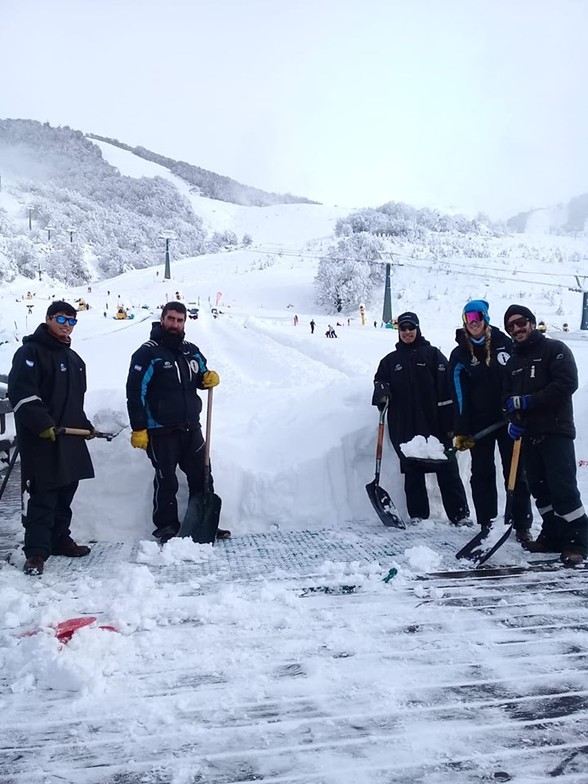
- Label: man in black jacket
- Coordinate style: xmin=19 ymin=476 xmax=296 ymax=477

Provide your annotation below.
xmin=372 ymin=311 xmax=470 ymax=525
xmin=503 ymin=304 xmax=588 ymax=566
xmin=8 ymin=301 xmax=94 ymax=576
xmin=126 ymin=301 xmax=226 ymax=544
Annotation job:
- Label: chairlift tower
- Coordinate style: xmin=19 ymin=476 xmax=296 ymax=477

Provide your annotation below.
xmin=575 ymin=276 xmax=588 ymax=330
xmin=159 ymin=232 xmax=176 ymax=280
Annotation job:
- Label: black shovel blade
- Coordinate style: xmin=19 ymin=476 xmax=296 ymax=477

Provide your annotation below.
xmin=365 ymin=480 xmax=405 ymax=529
xmin=178 ymin=491 xmax=222 ymax=544
xmin=456 ymin=523 xmax=513 ymax=566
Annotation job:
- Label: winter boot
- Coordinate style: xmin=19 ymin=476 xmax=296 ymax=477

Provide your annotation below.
xmin=216 ymin=528 xmax=231 ymax=540
xmin=561 ymin=549 xmax=585 ymax=568
xmin=524 ymin=533 xmax=560 ymax=554
xmin=515 ymin=528 xmax=534 ymax=548
xmin=154 ymin=525 xmax=179 ymax=545
xmin=23 ymin=555 xmax=45 ymax=575
xmin=52 ymin=537 xmax=91 ymax=557
xmin=452 ymin=515 xmax=474 ymax=527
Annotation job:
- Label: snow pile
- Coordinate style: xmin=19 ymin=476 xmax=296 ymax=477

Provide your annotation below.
xmin=400 ymin=435 xmax=448 ymax=461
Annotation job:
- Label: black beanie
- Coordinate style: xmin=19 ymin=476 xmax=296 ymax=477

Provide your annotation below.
xmin=504 ymin=304 xmax=536 ymax=330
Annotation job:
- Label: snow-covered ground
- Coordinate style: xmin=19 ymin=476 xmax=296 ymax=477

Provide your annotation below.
xmin=2 ymin=152 xmax=588 ymax=782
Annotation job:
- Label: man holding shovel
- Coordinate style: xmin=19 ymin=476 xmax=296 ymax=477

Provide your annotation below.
xmin=126 ymin=301 xmax=227 ymax=545
xmin=8 ymin=301 xmax=95 ymax=575
xmin=503 ymin=304 xmax=588 ymax=567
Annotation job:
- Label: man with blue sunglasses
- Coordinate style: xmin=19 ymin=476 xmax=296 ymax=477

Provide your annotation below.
xmin=8 ymin=300 xmax=94 ymax=575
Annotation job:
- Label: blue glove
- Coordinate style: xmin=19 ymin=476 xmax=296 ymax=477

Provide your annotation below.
xmin=507 ymin=421 xmax=525 ymax=440
xmin=506 ymin=395 xmax=533 ymax=413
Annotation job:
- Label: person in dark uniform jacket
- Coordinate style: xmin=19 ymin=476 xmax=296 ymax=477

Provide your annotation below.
xmin=126 ymin=301 xmax=228 ymax=544
xmin=503 ymin=304 xmax=588 ymax=567
xmin=449 ymin=299 xmax=533 ymax=542
xmin=8 ymin=301 xmax=94 ymax=576
xmin=372 ymin=311 xmax=471 ymax=525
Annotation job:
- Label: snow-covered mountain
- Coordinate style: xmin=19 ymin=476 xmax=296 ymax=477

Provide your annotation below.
xmin=508 ymin=193 xmax=588 ymax=235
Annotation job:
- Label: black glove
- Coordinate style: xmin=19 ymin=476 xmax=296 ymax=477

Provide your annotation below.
xmin=377 ymin=396 xmax=389 ymax=412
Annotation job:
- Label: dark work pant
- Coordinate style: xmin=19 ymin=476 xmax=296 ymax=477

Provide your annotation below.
xmin=523 ymin=434 xmax=588 ymax=554
xmin=470 ymin=427 xmax=533 ymax=530
xmin=146 ymin=429 xmax=205 ymax=534
xmin=404 ymin=461 xmax=469 ymax=523
xmin=23 ymin=480 xmax=79 ymax=559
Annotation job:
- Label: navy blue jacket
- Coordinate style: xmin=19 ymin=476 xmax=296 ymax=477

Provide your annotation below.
xmin=7 ymin=324 xmax=94 ymax=490
xmin=449 ymin=325 xmax=513 ymax=435
xmin=373 ymin=335 xmax=455 ymax=466
xmin=503 ymin=330 xmax=577 ymax=439
xmin=126 ymin=322 xmax=209 ymax=432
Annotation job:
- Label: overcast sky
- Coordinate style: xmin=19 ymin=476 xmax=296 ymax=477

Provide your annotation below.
xmin=2 ymin=0 xmax=587 ymax=217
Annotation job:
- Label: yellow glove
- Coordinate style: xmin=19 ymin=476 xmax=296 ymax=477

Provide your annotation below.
xmin=454 ymin=434 xmax=476 ymax=451
xmin=131 ymin=429 xmax=149 ymax=450
xmin=202 ymin=370 xmax=220 ymax=388
xmin=39 ymin=427 xmax=56 ymax=441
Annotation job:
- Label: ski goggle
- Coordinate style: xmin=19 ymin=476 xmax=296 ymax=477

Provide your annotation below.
xmin=463 ymin=311 xmax=485 ymax=324
xmin=51 ymin=315 xmax=78 ymax=326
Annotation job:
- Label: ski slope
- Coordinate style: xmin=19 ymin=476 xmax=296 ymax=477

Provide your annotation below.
xmin=2 ymin=202 xmax=588 ymax=782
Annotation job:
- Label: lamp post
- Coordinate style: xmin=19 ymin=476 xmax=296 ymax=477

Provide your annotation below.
xmin=27 ymin=205 xmax=34 ymax=231
xmin=45 ymin=226 xmax=54 ymax=242
xmin=67 ymin=228 xmax=76 ymax=243
xmin=159 ymin=233 xmax=176 ymax=280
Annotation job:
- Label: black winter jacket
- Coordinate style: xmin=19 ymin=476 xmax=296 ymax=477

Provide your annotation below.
xmin=503 ymin=330 xmax=577 ymax=439
xmin=7 ymin=324 xmax=94 ymax=490
xmin=448 ymin=325 xmax=513 ymax=434
xmin=126 ymin=323 xmax=210 ymax=432
xmin=372 ymin=335 xmax=455 ymax=468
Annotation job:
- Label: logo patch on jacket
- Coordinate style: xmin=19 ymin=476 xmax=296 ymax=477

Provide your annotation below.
xmin=26 ymin=359 xmax=34 ymax=367
xmin=497 ymin=351 xmax=510 ymax=366
xmin=163 ymin=361 xmax=173 ymax=369
xmin=60 ymin=363 xmax=67 ymax=372
xmin=394 ymin=363 xmax=403 ymax=371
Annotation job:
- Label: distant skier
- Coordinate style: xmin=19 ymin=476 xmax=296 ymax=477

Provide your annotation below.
xmin=310 ymin=319 xmax=315 ymax=334
xmin=325 ymin=325 xmax=337 ymax=338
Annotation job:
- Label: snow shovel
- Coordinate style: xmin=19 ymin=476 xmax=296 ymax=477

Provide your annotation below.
xmin=456 ymin=436 xmax=522 ymax=566
xmin=366 ymin=403 xmax=405 ymax=529
xmin=406 ymin=420 xmax=507 ymax=464
xmin=178 ymin=388 xmax=222 ymax=544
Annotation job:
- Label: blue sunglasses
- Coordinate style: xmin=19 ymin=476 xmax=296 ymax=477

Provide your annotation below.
xmin=52 ymin=315 xmax=78 ymax=326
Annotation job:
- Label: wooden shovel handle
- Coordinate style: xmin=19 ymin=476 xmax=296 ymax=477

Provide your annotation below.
xmin=56 ymin=427 xmax=92 ymax=437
